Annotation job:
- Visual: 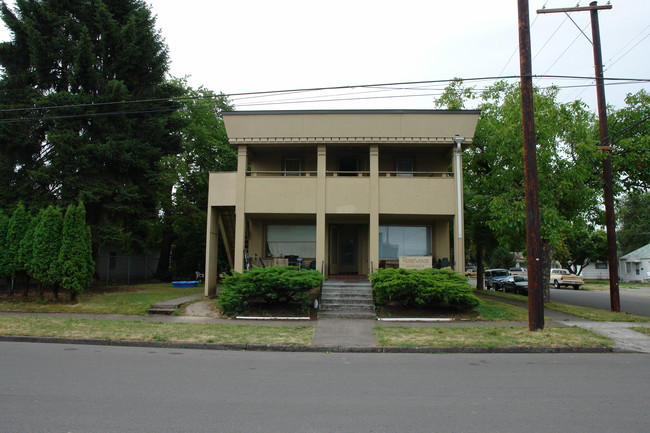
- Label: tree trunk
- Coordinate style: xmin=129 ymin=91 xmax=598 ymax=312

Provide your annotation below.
xmin=21 ymin=272 xmax=30 ymax=299
xmin=155 ymin=185 xmax=175 ymax=280
xmin=156 ymin=223 xmax=175 ymax=280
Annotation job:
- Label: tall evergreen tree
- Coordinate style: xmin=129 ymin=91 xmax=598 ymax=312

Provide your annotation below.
xmin=30 ymin=205 xmax=63 ymax=299
xmin=58 ymin=202 xmax=94 ymax=302
xmin=2 ymin=203 xmax=31 ymax=296
xmin=0 ymin=210 xmax=9 ymax=291
xmin=0 ymin=0 xmax=185 ymax=254
xmin=17 ymin=210 xmax=36 ymax=297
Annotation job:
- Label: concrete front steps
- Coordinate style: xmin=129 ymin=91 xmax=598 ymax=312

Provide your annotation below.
xmin=318 ymin=279 xmax=376 ymax=319
xmin=147 ymin=293 xmax=204 ymax=315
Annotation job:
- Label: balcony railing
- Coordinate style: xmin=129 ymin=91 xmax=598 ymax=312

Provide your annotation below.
xmin=326 ymin=171 xmax=370 ymax=177
xmin=246 ymin=170 xmax=453 ymax=178
xmin=380 ymin=171 xmax=453 ymax=177
xmin=247 ymin=171 xmax=317 ymax=177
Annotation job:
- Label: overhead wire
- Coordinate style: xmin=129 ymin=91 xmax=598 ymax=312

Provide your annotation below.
xmin=0 ymin=74 xmax=648 ymax=123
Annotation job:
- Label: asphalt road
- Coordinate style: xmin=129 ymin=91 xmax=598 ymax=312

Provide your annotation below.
xmin=1 ymin=342 xmax=649 ymax=433
xmin=550 ymin=287 xmax=650 ymax=317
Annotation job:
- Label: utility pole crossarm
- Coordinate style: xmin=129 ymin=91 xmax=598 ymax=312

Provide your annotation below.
xmin=537 ymin=5 xmax=612 ymax=14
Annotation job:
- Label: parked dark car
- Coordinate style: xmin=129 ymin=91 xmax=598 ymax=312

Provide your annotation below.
xmin=495 ymin=275 xmax=529 ymax=295
xmin=484 ymin=268 xmax=510 ymax=290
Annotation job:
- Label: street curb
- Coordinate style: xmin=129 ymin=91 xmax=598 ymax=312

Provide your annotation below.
xmin=0 ymin=335 xmax=620 ymax=354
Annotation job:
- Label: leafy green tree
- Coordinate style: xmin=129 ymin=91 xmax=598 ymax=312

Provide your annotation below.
xmin=609 ymin=90 xmax=650 ymax=193
xmin=554 ymin=224 xmax=607 ymax=275
xmin=30 ymin=205 xmax=64 ymax=299
xmin=486 ymin=245 xmax=516 ymax=270
xmin=617 ymin=192 xmax=650 ymax=254
xmin=156 ymin=82 xmax=236 ymax=279
xmin=0 ymin=0 xmax=184 ymax=254
xmin=446 ymin=81 xmax=602 ymax=300
xmin=58 ymin=202 xmax=94 ymax=302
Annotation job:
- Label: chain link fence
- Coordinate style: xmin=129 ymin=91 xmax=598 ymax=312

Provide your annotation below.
xmin=96 ymin=254 xmax=161 ymax=285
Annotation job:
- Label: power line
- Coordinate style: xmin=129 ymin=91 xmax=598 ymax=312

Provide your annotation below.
xmin=0 ymin=74 xmax=647 ymax=123
xmin=1 ymin=74 xmax=647 ymax=113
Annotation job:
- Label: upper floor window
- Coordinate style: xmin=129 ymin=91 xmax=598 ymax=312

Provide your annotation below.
xmin=396 ymin=158 xmax=413 ymax=176
xmin=284 ymin=158 xmax=301 ymax=176
xmin=338 ymin=156 xmax=358 ymax=176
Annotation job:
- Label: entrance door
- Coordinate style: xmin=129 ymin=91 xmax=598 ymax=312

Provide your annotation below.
xmin=330 ymin=225 xmax=359 ymax=275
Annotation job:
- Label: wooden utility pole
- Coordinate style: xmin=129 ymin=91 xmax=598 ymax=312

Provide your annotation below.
xmin=538 ymin=1 xmax=620 ymax=312
xmin=518 ymin=0 xmax=544 ymax=331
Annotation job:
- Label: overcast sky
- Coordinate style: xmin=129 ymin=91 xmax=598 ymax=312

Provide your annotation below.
xmin=1 ymin=0 xmax=649 ymax=112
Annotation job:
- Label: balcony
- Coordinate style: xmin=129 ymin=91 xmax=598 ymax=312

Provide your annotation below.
xmin=208 ymin=170 xmax=456 ymax=216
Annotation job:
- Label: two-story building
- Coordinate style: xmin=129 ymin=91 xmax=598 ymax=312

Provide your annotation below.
xmin=204 ymin=110 xmax=479 ymax=296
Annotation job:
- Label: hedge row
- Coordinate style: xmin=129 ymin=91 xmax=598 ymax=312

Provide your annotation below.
xmin=369 ymin=268 xmax=479 ymax=310
xmin=0 ymin=202 xmax=94 ymax=301
xmin=218 ymin=266 xmax=324 ymax=317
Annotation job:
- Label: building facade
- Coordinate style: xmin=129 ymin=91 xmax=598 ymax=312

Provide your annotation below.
xmin=619 ymin=244 xmax=650 ymax=283
xmin=204 ymin=110 xmax=480 ymax=295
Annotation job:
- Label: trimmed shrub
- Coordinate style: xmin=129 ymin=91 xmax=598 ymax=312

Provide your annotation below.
xmin=370 ymin=268 xmax=479 ymax=310
xmin=218 ymin=266 xmax=324 ymax=317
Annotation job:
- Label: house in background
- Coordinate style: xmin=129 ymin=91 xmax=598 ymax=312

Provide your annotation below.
xmin=579 ymin=261 xmax=610 ymax=280
xmin=619 ymin=244 xmax=650 ymax=283
xmin=204 ymin=110 xmax=480 ymax=296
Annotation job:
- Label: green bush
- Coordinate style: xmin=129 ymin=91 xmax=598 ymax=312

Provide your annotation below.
xmin=217 ymin=266 xmax=324 ymax=317
xmin=369 ymin=268 xmax=479 ymax=310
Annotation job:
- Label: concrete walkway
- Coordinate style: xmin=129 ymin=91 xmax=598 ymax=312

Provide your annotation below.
xmin=312 ymin=318 xmax=377 ymax=346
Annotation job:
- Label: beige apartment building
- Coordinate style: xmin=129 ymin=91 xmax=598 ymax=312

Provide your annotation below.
xmin=204 ymin=110 xmax=480 ymax=296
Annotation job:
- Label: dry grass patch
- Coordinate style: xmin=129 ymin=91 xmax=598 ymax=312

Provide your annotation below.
xmin=0 ymin=316 xmax=313 ymax=346
xmin=374 ymin=326 xmax=612 ymax=348
xmin=630 ymin=327 xmax=650 ymax=336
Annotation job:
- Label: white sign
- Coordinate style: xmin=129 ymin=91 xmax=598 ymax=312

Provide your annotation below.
xmin=399 ymin=256 xmax=432 ymax=270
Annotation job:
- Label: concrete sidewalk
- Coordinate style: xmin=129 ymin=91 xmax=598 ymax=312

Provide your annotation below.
xmin=2 ymin=295 xmax=650 ymax=353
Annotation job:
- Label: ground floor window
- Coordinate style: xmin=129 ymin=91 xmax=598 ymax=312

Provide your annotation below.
xmin=266 ymin=225 xmax=316 ymax=258
xmin=379 ymin=225 xmax=432 ymax=259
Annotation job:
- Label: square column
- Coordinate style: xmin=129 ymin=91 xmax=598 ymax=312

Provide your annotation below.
xmin=316 ymin=144 xmax=327 ymax=275
xmin=204 ymin=206 xmax=219 ymax=296
xmin=369 ymin=144 xmax=379 ymax=273
xmin=452 ymin=141 xmax=465 ymax=273
xmin=234 ymin=145 xmax=248 ymax=273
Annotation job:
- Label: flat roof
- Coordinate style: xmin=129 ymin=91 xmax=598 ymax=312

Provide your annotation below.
xmin=222 ymin=109 xmax=481 ymax=116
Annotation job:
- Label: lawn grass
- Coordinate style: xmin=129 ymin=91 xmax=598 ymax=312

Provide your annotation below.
xmin=0 ymin=316 xmax=313 ymax=345
xmin=478 ymin=289 xmax=650 ymax=323
xmin=0 ymin=283 xmax=201 ymax=315
xmin=374 ymin=326 xmax=612 ymax=348
xmin=581 ymin=280 xmax=644 ymax=291
xmin=472 ymin=297 xmax=529 ymax=321
xmin=630 ymin=327 xmax=650 ymax=336
xmin=545 ymin=302 xmax=650 ymax=322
